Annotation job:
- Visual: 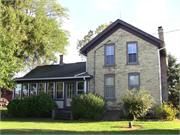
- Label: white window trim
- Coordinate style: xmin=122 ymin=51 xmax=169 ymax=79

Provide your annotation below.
xmin=76 ymin=81 xmax=85 ymax=95
xmin=56 ymin=82 xmax=64 ymax=99
xmin=47 ymin=82 xmax=55 ymax=99
xmin=30 ymin=83 xmax=37 ymax=97
xmin=22 ymin=83 xmax=29 ymax=99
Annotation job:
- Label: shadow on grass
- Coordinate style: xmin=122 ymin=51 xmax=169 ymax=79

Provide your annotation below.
xmin=1 ymin=117 xmax=103 ymax=124
xmin=1 ymin=129 xmax=179 ymax=134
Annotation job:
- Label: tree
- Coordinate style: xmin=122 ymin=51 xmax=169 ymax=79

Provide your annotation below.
xmin=0 ymin=0 xmax=70 ymax=91
xmin=76 ymin=22 xmax=112 ymax=60
xmin=122 ymin=89 xmax=155 ymax=121
xmin=167 ymin=53 xmax=180 ymax=108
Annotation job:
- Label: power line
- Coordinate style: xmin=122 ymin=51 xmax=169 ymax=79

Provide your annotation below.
xmin=151 ymin=29 xmax=180 ymax=35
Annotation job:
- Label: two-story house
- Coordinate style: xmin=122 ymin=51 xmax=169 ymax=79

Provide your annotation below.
xmin=14 ymin=19 xmax=168 ymax=110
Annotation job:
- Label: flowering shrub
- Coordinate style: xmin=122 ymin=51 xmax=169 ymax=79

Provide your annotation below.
xmin=156 ymin=101 xmax=179 ymax=120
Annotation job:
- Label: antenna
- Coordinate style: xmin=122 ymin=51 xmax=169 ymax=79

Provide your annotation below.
xmin=119 ymin=1 xmax=121 ymax=19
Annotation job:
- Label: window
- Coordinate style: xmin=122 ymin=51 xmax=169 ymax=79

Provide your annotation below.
xmin=127 ymin=42 xmax=138 ymax=64
xmin=47 ymin=82 xmax=54 ymax=99
xmin=105 ymin=45 xmax=115 ymax=65
xmin=39 ymin=83 xmax=45 ymax=94
xmin=129 ymin=73 xmax=140 ymax=90
xmin=22 ymin=83 xmax=28 ymax=99
xmin=30 ymin=83 xmax=37 ymax=97
xmin=15 ymin=84 xmax=21 ymax=99
xmin=56 ymin=82 xmax=64 ymax=99
xmin=105 ymin=75 xmax=115 ymax=99
xmin=77 ymin=82 xmax=84 ymax=95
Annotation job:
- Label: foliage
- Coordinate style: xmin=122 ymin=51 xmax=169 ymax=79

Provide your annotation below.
xmin=7 ymin=99 xmax=22 ymax=116
xmin=30 ymin=93 xmax=58 ymax=117
xmin=0 ymin=0 xmax=70 ymax=91
xmin=167 ymin=53 xmax=180 ymax=108
xmin=122 ymin=88 xmax=155 ymax=121
xmin=71 ymin=93 xmax=106 ymax=120
xmin=76 ymin=22 xmax=112 ymax=59
xmin=7 ymin=93 xmax=58 ymax=117
xmin=156 ymin=101 xmax=179 ymax=120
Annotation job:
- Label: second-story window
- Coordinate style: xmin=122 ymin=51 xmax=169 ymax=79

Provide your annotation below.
xmin=127 ymin=42 xmax=138 ymax=64
xmin=105 ymin=45 xmax=115 ymax=65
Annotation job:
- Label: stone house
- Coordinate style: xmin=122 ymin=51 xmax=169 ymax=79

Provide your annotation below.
xmin=13 ymin=19 xmax=168 ymax=110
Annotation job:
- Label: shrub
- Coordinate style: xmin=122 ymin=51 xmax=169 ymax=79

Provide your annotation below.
xmin=7 ymin=93 xmax=58 ymax=118
xmin=71 ymin=93 xmax=106 ymax=120
xmin=30 ymin=93 xmax=58 ymax=118
xmin=122 ymin=88 xmax=155 ymax=121
xmin=155 ymin=101 xmax=179 ymax=120
xmin=7 ymin=99 xmax=22 ymax=116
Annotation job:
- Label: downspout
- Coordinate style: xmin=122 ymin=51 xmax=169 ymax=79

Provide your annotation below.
xmin=158 ymin=47 xmax=165 ymax=106
xmin=83 ymin=77 xmax=86 ymax=93
xmin=93 ymin=40 xmax=111 ymax=93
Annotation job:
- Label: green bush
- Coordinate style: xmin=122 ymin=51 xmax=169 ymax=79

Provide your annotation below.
xmin=7 ymin=99 xmax=22 ymax=116
xmin=156 ymin=101 xmax=179 ymax=120
xmin=7 ymin=93 xmax=58 ymax=118
xmin=71 ymin=93 xmax=106 ymax=120
xmin=30 ymin=93 xmax=58 ymax=117
xmin=122 ymin=88 xmax=155 ymax=121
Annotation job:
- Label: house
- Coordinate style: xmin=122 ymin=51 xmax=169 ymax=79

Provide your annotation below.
xmin=13 ymin=19 xmax=168 ymax=110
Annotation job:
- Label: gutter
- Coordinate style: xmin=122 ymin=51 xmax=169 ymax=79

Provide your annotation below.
xmin=158 ymin=47 xmax=165 ymax=106
xmin=16 ymin=76 xmax=91 ymax=81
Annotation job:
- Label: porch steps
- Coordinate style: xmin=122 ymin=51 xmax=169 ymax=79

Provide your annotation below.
xmin=52 ymin=109 xmax=71 ymax=120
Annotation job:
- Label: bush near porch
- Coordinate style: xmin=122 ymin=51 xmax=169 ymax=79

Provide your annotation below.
xmin=71 ymin=93 xmax=106 ymax=120
xmin=7 ymin=93 xmax=58 ymax=118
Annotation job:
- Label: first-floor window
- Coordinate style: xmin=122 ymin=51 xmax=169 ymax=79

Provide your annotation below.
xmin=56 ymin=82 xmax=64 ymax=99
xmin=39 ymin=83 xmax=45 ymax=94
xmin=47 ymin=82 xmax=54 ymax=99
xmin=129 ymin=73 xmax=140 ymax=90
xmin=105 ymin=75 xmax=115 ymax=99
xmin=77 ymin=82 xmax=84 ymax=95
xmin=22 ymin=83 xmax=28 ymax=99
xmin=30 ymin=83 xmax=37 ymax=97
xmin=15 ymin=84 xmax=22 ymax=99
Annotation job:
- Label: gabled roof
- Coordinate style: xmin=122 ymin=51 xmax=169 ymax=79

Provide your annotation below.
xmin=16 ymin=62 xmax=92 ymax=81
xmin=80 ymin=19 xmax=164 ymax=56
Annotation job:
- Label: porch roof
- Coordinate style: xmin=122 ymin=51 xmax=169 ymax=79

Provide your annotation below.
xmin=16 ymin=62 xmax=92 ymax=81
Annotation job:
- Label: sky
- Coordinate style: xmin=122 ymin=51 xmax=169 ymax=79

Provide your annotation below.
xmin=17 ymin=0 xmax=180 ymax=77
xmin=57 ymin=0 xmax=180 ymax=64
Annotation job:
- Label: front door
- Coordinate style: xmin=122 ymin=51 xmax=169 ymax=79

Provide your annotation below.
xmin=66 ymin=83 xmax=74 ymax=107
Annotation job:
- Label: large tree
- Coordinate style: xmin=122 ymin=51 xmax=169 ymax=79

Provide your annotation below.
xmin=167 ymin=53 xmax=180 ymax=108
xmin=76 ymin=22 xmax=112 ymax=59
xmin=0 ymin=0 xmax=70 ymax=90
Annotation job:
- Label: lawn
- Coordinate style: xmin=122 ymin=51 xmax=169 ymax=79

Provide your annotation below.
xmin=0 ymin=118 xmax=179 ymax=134
xmin=1 ymin=107 xmax=179 ymax=134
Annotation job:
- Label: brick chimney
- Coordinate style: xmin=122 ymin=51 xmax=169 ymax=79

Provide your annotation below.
xmin=158 ymin=26 xmax=168 ymax=103
xmin=59 ymin=55 xmax=64 ymax=65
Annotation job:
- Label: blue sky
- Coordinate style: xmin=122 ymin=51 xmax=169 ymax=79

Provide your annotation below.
xmin=57 ymin=0 xmax=180 ymax=63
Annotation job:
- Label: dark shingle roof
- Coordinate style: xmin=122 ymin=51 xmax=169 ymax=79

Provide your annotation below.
xmin=17 ymin=62 xmax=91 ymax=81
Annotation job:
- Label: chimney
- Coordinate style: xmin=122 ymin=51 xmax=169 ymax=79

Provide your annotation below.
xmin=59 ymin=55 xmax=63 ymax=65
xmin=158 ymin=26 xmax=164 ymax=41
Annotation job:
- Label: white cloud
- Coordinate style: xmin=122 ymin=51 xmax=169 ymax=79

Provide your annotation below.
xmin=94 ymin=0 xmax=120 ymax=10
xmin=135 ymin=0 xmax=171 ymax=23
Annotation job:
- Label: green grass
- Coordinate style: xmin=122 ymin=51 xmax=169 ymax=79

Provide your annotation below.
xmin=0 ymin=107 xmax=8 ymax=116
xmin=1 ymin=117 xmax=179 ymax=134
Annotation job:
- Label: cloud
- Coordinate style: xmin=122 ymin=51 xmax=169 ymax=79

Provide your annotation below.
xmin=62 ymin=18 xmax=74 ymax=31
xmin=94 ymin=0 xmax=120 ymax=10
xmin=135 ymin=0 xmax=171 ymax=23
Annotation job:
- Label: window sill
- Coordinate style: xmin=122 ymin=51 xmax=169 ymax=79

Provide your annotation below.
xmin=103 ymin=64 xmax=117 ymax=67
xmin=105 ymin=98 xmax=116 ymax=101
xmin=126 ymin=62 xmax=140 ymax=65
